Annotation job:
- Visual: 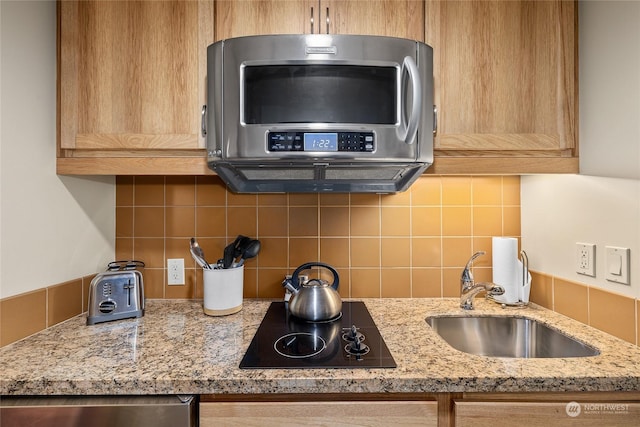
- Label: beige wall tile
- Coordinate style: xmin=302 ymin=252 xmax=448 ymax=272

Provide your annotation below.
xmin=320 ymin=207 xmax=349 ymax=236
xmin=48 ymin=279 xmax=83 ymax=327
xmin=257 ymin=268 xmax=288 ymax=298
xmin=257 ymin=193 xmax=288 ymax=206
xmin=165 ymin=176 xmax=195 ymax=206
xmin=196 ymin=176 xmax=227 ymax=206
xmin=259 ymin=206 xmax=289 ymax=237
xmin=442 ymin=207 xmax=472 ymax=236
xmin=589 ymin=288 xmax=636 ymax=344
xmin=636 ymin=300 xmax=639 ymax=346
xmin=442 ymin=238 xmax=472 ymax=267
xmin=472 ymin=176 xmax=503 ymax=205
xmin=166 ymin=206 xmax=195 ymax=238
xmin=319 ymin=193 xmax=349 ymax=206
xmin=473 ymin=207 xmax=502 ymax=236
xmin=411 ymin=207 xmax=441 ymax=236
xmin=116 ymin=176 xmax=134 ymax=206
xmin=320 ymin=238 xmax=350 ymax=268
xmin=116 ymin=207 xmax=134 ymax=238
xmin=134 ymin=207 xmax=164 ymax=237
xmin=288 ymin=193 xmax=318 ymax=206
xmin=529 ymin=271 xmax=553 ymax=309
xmin=133 ymin=238 xmax=164 ymax=268
xmin=381 ymin=238 xmax=411 ymax=267
xmin=144 ymin=269 xmax=165 ymax=299
xmin=442 ymin=176 xmax=471 ymax=205
xmin=411 ymin=237 xmax=441 ymax=268
xmin=289 ymin=238 xmax=319 ymax=268
xmin=350 ymin=206 xmax=380 ymax=236
xmin=115 ymin=237 xmax=134 ymax=261
xmin=350 ymin=238 xmax=380 ymax=268
xmin=381 ymin=268 xmax=411 ymax=297
xmin=381 ymin=207 xmax=410 ymax=236
xmin=442 ymin=268 xmax=461 ymax=297
xmin=227 ymin=206 xmax=258 ymax=238
xmin=381 ymin=190 xmax=410 ymax=206
xmin=412 ymin=269 xmax=442 ymax=297
xmin=134 ymin=176 xmax=164 ymax=206
xmin=350 ymin=193 xmax=379 ymax=206
xmin=289 ymin=206 xmax=318 ymax=237
xmin=227 ymin=192 xmax=257 ymax=207
xmin=1 ymin=290 xmax=46 ymax=346
xmin=554 ymin=278 xmax=588 ymax=324
xmin=351 ymin=269 xmax=380 ymax=298
xmin=503 ymin=206 xmax=521 ymax=237
xmin=411 ymin=176 xmax=441 ymax=205
xmin=195 ymin=207 xmax=226 ymax=237
xmin=242 ymin=268 xmax=258 ymax=299
xmin=502 ymin=176 xmax=521 ymax=205
xmin=166 ymin=269 xmax=195 ymax=299
xmin=257 ymin=238 xmax=288 ymax=268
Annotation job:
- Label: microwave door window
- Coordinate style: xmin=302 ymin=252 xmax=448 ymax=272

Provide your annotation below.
xmin=243 ymin=65 xmax=396 ymax=125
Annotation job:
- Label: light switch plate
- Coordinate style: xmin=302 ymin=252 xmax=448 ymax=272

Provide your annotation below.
xmin=605 ymin=246 xmax=630 ymax=285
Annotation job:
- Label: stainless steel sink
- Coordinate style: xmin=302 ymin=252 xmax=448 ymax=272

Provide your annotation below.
xmin=426 ymin=315 xmax=599 ymax=358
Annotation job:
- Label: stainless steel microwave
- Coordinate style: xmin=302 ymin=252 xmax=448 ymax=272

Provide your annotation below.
xmin=205 ymin=34 xmax=434 ymax=193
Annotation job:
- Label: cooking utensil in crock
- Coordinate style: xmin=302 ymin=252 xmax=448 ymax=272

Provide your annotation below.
xmin=282 ymin=262 xmax=341 ymax=321
xmin=190 ymin=238 xmax=211 ymax=269
xmin=235 ymin=239 xmax=261 ymax=267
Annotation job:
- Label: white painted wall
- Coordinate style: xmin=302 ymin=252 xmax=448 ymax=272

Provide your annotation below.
xmin=0 ymin=1 xmax=115 ymax=298
xmin=521 ymin=1 xmax=640 ymax=299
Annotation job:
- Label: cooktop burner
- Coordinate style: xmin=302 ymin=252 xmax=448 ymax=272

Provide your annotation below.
xmin=240 ymin=301 xmax=396 ymax=369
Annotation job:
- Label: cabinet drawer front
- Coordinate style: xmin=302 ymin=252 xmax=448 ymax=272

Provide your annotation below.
xmin=201 ymin=401 xmax=437 ymax=427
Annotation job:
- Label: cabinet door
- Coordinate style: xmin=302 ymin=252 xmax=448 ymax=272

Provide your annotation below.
xmin=215 ymin=0 xmax=424 ymax=40
xmin=425 ymin=0 xmax=577 ymax=158
xmin=214 ymin=0 xmax=313 ymax=39
xmin=200 ymin=401 xmax=438 ymax=427
xmin=323 ymin=0 xmax=424 ymax=40
xmin=455 ymin=400 xmax=640 ymax=427
xmin=59 ymin=1 xmax=212 ymax=152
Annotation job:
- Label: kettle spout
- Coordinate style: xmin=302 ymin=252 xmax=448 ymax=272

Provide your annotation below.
xmin=282 ymin=278 xmax=299 ymax=295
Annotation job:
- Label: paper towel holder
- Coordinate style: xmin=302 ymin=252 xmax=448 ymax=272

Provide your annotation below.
xmin=488 ymin=249 xmax=531 ymax=309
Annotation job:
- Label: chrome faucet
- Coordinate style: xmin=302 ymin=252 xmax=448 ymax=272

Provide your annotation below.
xmin=460 ymin=251 xmax=505 ymax=310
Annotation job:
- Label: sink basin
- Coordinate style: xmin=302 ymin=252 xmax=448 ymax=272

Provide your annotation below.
xmin=426 ymin=315 xmax=599 ymax=358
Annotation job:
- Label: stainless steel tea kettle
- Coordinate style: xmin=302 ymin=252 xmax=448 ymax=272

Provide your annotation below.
xmin=282 ymin=262 xmax=341 ymax=321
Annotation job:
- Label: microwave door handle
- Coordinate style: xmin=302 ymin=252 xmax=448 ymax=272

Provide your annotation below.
xmin=397 ymin=56 xmax=422 ymax=144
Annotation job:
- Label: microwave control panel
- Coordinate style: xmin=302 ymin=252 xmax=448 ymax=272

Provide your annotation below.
xmin=267 ymin=132 xmax=374 ymax=153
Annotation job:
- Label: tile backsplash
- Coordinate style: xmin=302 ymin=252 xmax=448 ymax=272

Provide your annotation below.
xmin=2 ymin=176 xmax=638 ymax=348
xmin=115 ymin=175 xmax=521 ymax=300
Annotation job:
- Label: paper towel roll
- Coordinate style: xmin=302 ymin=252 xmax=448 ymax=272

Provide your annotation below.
xmin=492 ymin=237 xmax=520 ymax=304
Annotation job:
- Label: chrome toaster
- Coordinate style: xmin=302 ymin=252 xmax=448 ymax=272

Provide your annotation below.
xmin=87 ymin=261 xmax=145 ymax=325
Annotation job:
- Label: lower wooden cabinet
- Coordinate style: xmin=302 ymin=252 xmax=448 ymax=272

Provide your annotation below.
xmin=201 ymin=392 xmax=640 ymax=427
xmin=200 ymin=400 xmax=438 ymax=427
xmin=455 ymin=393 xmax=640 ymax=427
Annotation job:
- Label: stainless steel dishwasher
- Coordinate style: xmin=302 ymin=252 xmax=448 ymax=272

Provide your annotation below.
xmin=0 ymin=395 xmax=197 ymax=427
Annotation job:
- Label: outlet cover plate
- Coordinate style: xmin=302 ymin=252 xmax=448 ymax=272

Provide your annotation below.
xmin=576 ymin=243 xmax=596 ymax=277
xmin=605 ymin=246 xmax=630 ymax=285
xmin=167 ymin=258 xmax=185 ymax=285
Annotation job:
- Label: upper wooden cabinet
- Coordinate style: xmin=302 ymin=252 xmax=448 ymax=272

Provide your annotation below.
xmin=57 ymin=1 xmax=214 ymax=174
xmin=214 ymin=0 xmax=424 ymax=40
xmin=426 ymin=0 xmax=578 ymax=173
xmin=57 ymin=0 xmax=578 ymax=175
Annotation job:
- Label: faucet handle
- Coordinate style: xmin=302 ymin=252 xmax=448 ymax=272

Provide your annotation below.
xmin=461 ymin=251 xmax=485 ymax=282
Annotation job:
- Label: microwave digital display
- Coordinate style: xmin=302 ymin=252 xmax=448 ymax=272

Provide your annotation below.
xmin=303 ymin=133 xmax=337 ymax=151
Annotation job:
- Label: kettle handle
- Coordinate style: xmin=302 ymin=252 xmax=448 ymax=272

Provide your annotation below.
xmin=290 ymin=262 xmax=339 ymax=291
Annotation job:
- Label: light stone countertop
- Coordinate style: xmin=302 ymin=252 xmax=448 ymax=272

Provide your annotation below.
xmin=1 ymin=298 xmax=640 ymax=396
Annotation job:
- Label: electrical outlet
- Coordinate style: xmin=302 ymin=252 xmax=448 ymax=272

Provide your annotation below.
xmin=167 ymin=258 xmax=185 ymax=285
xmin=576 ymin=243 xmax=596 ymax=277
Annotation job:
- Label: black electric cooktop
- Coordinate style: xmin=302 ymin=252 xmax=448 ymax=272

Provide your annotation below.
xmin=240 ymin=301 xmax=396 ymax=369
